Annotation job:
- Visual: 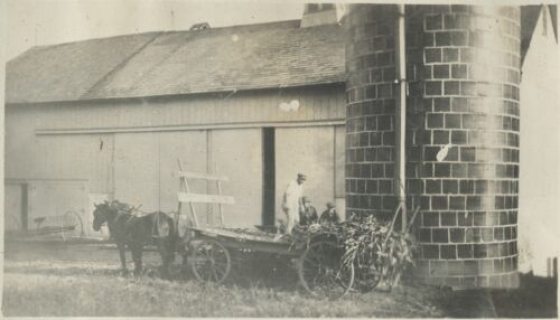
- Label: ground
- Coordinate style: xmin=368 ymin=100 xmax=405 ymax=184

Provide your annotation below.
xmin=2 ymin=240 xmax=557 ymax=317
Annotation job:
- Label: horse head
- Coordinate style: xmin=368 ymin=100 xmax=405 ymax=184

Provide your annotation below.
xmin=93 ymin=201 xmax=115 ymax=231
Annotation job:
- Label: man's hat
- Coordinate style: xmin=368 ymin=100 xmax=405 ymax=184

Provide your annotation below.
xmin=297 ymin=173 xmax=307 ymax=180
xmin=326 ymin=201 xmax=335 ymax=209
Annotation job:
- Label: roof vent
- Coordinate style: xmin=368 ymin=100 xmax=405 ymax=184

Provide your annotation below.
xmin=190 ymin=22 xmax=210 ymax=31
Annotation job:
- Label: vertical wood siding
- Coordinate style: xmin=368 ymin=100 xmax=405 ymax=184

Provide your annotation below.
xmin=275 ymin=127 xmax=336 ymax=219
xmin=113 ymin=133 xmax=160 ymax=211
xmin=159 ymin=131 xmax=209 ymax=223
xmin=5 ymin=85 xmax=345 ymax=228
xmin=18 ymin=85 xmax=345 ymax=132
xmin=211 ymin=129 xmax=263 ymax=227
xmin=518 ymin=6 xmax=560 ymax=277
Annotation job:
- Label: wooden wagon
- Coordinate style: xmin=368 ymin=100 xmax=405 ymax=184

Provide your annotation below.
xmin=175 ymin=160 xmax=354 ymax=299
xmin=5 ymin=210 xmax=85 ymax=241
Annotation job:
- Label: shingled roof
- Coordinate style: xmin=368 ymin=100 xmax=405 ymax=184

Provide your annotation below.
xmin=6 ymin=20 xmax=346 ymax=104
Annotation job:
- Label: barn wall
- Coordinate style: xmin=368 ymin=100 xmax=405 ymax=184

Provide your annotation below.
xmin=4 ymin=183 xmax=24 ymax=230
xmin=211 ymin=129 xmax=263 ymax=227
xmin=518 ymin=6 xmax=560 ymax=277
xmin=5 ymin=108 xmax=114 ymax=193
xmin=276 ymin=126 xmax=336 ymax=220
xmin=113 ymin=133 xmax=160 ymax=211
xmin=5 ymin=85 xmax=346 ymax=230
xmin=12 ymin=85 xmax=345 ymax=132
xmin=158 ymin=131 xmax=208 ymax=218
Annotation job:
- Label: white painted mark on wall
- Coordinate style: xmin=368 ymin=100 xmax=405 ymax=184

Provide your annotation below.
xmin=436 ymin=143 xmax=452 ymax=162
xmin=279 ymin=99 xmax=300 ymax=112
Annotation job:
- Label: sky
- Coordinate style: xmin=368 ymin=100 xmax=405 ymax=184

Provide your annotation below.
xmin=5 ymin=0 xmax=553 ymax=60
xmin=4 ymin=0 xmax=304 ymax=60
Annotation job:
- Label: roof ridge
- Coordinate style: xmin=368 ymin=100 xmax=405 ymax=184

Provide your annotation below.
xmin=15 ymin=31 xmax=164 ymax=58
xmin=11 ymin=20 xmax=302 ymax=60
xmin=181 ymin=19 xmax=301 ymax=33
xmin=80 ymin=33 xmax=162 ymax=99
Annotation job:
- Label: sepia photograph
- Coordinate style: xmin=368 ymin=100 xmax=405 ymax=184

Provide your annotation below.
xmin=1 ymin=0 xmax=559 ymax=317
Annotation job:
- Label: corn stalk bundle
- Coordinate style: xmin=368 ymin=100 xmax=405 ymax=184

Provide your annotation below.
xmin=291 ymin=213 xmax=417 ymax=290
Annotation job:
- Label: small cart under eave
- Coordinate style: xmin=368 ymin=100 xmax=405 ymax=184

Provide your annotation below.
xmin=175 ymin=160 xmax=354 ymax=299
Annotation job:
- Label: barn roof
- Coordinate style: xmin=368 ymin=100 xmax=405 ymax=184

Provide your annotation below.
xmin=521 ymin=5 xmax=558 ymax=65
xmin=6 ymin=20 xmax=346 ymax=104
xmin=6 ymin=6 xmax=552 ymax=105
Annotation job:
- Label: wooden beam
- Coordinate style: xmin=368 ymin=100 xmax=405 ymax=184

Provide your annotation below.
xmin=35 ymin=119 xmax=345 ymax=135
xmin=178 ymin=171 xmax=229 ymax=181
xmin=178 ymin=192 xmax=235 ymax=205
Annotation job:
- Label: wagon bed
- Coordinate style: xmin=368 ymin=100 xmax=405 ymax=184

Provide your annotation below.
xmin=191 ymin=227 xmax=287 ymax=243
xmin=176 ymin=162 xmax=354 ymax=299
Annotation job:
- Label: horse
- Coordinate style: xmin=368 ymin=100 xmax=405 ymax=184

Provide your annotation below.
xmin=92 ymin=200 xmax=177 ymax=277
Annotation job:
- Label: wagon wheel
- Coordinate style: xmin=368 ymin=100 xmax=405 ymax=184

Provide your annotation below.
xmin=61 ymin=210 xmax=84 ymax=240
xmin=353 ymin=251 xmax=383 ymax=292
xmin=190 ymin=239 xmax=231 ymax=284
xmin=298 ymin=240 xmax=354 ymax=299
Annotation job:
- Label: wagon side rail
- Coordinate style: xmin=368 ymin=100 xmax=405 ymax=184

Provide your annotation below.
xmin=176 ymin=159 xmax=235 ymax=229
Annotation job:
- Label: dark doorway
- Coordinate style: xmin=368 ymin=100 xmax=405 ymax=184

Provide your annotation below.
xmin=262 ymin=128 xmax=275 ymax=226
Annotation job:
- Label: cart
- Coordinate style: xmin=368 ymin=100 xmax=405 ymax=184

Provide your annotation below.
xmin=5 ymin=210 xmax=85 ymax=241
xmin=176 ymin=160 xmax=354 ymax=299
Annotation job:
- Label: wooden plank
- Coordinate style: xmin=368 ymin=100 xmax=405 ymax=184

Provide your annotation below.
xmin=197 ymin=227 xmax=276 ymax=242
xmin=190 ymin=227 xmax=294 ymax=247
xmin=222 ymin=239 xmax=298 ymax=256
xmin=178 ymin=192 xmax=235 ymax=205
xmin=35 ymin=119 xmax=346 ymax=135
xmin=178 ymin=171 xmax=229 ymax=182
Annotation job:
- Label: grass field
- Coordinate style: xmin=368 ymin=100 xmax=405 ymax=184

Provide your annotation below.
xmin=2 ymin=240 xmax=446 ymax=317
xmin=2 ymin=240 xmax=557 ymax=317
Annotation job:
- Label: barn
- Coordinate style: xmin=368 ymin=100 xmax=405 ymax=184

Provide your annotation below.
xmin=4 ymin=6 xmax=347 ymax=236
xmin=4 ymin=4 xmax=558 ymax=287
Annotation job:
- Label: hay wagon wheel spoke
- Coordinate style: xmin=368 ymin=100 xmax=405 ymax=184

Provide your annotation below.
xmin=190 ymin=239 xmax=231 ymax=284
xmin=354 ymin=252 xmax=383 ymax=292
xmin=298 ymin=240 xmax=354 ymax=300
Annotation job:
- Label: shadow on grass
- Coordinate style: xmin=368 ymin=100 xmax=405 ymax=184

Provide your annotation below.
xmin=491 ymin=273 xmax=557 ymax=318
xmin=430 ymin=273 xmax=558 ymax=318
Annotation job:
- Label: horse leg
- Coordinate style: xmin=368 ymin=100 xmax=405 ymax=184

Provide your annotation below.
xmin=157 ymin=242 xmax=169 ymax=278
xmin=117 ymin=242 xmax=128 ymax=276
xmin=157 ymin=238 xmax=174 ymax=279
xmin=166 ymin=235 xmax=176 ymax=265
xmin=181 ymin=245 xmax=189 ymax=270
xmin=131 ymin=245 xmax=143 ymax=277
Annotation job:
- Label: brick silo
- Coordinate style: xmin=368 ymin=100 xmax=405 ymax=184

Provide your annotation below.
xmin=345 ymin=5 xmax=521 ymax=289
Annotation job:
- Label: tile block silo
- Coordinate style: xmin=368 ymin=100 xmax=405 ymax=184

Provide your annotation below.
xmin=344 ymin=5 xmax=521 ymax=289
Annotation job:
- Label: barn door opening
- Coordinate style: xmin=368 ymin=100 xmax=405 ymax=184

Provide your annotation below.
xmin=262 ymin=127 xmax=275 ymax=226
xmin=275 ymin=126 xmax=338 ymax=221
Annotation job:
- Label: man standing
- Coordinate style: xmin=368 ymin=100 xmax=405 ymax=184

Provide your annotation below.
xmin=281 ymin=173 xmax=306 ymax=233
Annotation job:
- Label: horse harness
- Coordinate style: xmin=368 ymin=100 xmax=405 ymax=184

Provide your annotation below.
xmin=114 ymin=207 xmax=164 ymax=240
